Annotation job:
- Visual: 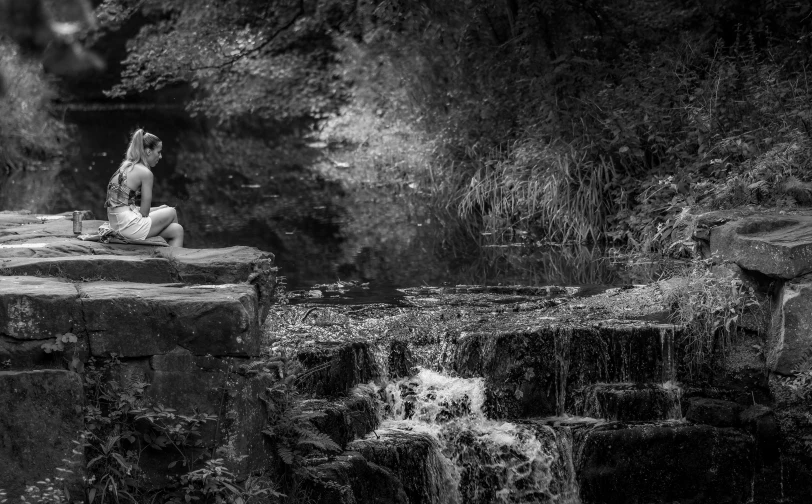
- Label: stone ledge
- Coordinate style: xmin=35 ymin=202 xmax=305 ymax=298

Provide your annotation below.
xmin=574 ymin=422 xmax=756 ymax=504
xmin=0 ymin=276 xmax=261 ymax=360
xmin=78 ymin=281 xmax=260 ymax=358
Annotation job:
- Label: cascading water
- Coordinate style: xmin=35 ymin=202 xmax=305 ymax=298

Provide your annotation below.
xmin=371 ymin=368 xmax=581 ymax=504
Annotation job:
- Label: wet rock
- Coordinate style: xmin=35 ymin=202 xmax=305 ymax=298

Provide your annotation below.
xmin=454 ymin=324 xmax=677 ymax=418
xmin=769 ymin=274 xmax=812 ymax=374
xmin=575 ymin=422 xmax=756 ymax=504
xmin=443 ymin=420 xmax=580 ymax=504
xmin=297 ymin=342 xmax=381 ymax=396
xmin=349 ymin=426 xmax=458 ymax=504
xmin=709 ymin=214 xmax=812 ymax=279
xmin=685 ymin=397 xmax=744 ymax=427
xmin=0 ymin=276 xmax=80 ymax=341
xmin=572 ymin=383 xmax=681 ymax=421
xmin=388 ymin=339 xmax=416 ymax=379
xmin=0 ymin=370 xmax=85 ymax=499
xmin=301 ymin=386 xmax=380 ymax=449
xmin=77 ymin=281 xmax=259 ymax=358
xmin=739 ymin=404 xmax=779 ymax=461
xmin=302 ymin=451 xmax=408 ymax=504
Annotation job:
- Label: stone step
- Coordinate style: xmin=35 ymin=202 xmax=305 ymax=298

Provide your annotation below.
xmin=0 ymin=218 xmax=277 ymax=319
xmin=348 ymin=425 xmax=456 ymax=504
xmin=0 ymin=276 xmax=262 ymax=367
xmin=571 ymin=383 xmax=682 ymax=422
xmin=0 ymin=370 xmax=85 ymax=500
xmin=454 ymin=323 xmax=682 ymax=418
xmin=567 ymin=420 xmax=756 ymax=504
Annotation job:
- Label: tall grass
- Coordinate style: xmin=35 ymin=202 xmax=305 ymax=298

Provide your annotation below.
xmin=453 ymin=140 xmax=616 ymax=244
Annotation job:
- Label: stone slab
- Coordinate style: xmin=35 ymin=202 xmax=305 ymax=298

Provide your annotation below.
xmin=0 ymin=219 xmax=277 ymax=317
xmin=575 ymin=423 xmax=756 ymax=504
xmin=0 ymin=256 xmax=178 ymax=283
xmin=710 ymin=214 xmax=812 ymax=279
xmin=78 ymin=281 xmax=260 ymax=357
xmin=0 ymin=276 xmax=79 ymax=340
xmin=572 ymin=383 xmax=682 ymax=421
xmin=454 ymin=323 xmax=680 ymax=418
xmin=0 ymin=370 xmax=85 ymax=499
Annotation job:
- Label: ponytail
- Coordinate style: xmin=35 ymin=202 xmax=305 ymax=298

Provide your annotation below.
xmin=118 ymin=128 xmax=161 ymax=174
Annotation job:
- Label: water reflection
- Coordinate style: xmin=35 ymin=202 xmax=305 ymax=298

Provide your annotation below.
xmin=0 ymin=106 xmax=663 ymax=290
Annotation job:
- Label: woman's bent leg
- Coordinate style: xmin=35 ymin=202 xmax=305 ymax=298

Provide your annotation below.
xmin=160 ymin=222 xmax=184 ymax=247
xmin=147 ymin=207 xmax=184 ymax=246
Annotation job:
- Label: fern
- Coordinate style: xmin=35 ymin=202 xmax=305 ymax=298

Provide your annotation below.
xmin=296 ymin=431 xmax=341 ymax=453
xmin=277 ymin=446 xmax=295 ymax=466
xmin=263 ymin=382 xmax=342 ymax=471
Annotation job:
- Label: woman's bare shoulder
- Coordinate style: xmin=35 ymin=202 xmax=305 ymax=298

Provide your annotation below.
xmin=130 ymin=163 xmax=154 ymax=180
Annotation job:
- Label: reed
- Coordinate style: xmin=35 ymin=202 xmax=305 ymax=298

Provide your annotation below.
xmin=452 ymin=139 xmax=617 ymax=244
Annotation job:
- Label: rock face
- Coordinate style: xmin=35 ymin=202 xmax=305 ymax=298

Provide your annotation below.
xmin=0 ymin=276 xmax=80 ymax=341
xmin=297 ymin=342 xmax=381 ymax=396
xmin=349 ymin=427 xmax=459 ymax=504
xmin=710 ymin=214 xmax=812 ymax=279
xmin=303 ymin=452 xmax=409 ymax=504
xmin=684 ymin=397 xmax=744 ymax=427
xmin=117 ymin=353 xmax=275 ymax=485
xmin=78 ymin=282 xmax=260 ymax=358
xmin=0 ymin=211 xmax=279 ymax=496
xmin=454 ymin=324 xmax=678 ymax=418
xmin=572 ymin=383 xmax=681 ymax=421
xmin=0 ymin=276 xmax=262 ymax=366
xmin=575 ymin=423 xmax=756 ymax=504
xmin=769 ymin=274 xmax=812 ymax=374
xmin=0 ymin=370 xmax=85 ymax=499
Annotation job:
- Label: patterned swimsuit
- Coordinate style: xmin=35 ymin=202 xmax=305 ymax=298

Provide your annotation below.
xmin=105 ymin=168 xmax=139 ymax=208
xmin=104 ymin=167 xmax=152 ymax=240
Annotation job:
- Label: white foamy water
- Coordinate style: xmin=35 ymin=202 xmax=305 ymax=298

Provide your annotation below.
xmin=369 ymin=368 xmax=581 ymax=504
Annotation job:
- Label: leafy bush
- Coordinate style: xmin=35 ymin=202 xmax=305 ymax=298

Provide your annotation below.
xmin=663 ymin=259 xmax=761 ymax=377
xmin=0 ymin=41 xmax=69 ymax=171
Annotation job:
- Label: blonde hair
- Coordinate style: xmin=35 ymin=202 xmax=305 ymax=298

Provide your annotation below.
xmin=118 ymin=128 xmax=161 ymax=175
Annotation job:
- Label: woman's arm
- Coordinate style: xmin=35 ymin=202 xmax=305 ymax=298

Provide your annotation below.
xmin=139 ymin=168 xmax=155 ymax=217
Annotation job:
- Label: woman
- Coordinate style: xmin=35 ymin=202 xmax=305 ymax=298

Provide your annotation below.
xmin=105 ymin=129 xmax=184 ymax=247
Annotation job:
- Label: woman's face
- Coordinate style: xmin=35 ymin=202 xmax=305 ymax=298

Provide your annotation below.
xmin=146 ymin=142 xmax=163 ymax=168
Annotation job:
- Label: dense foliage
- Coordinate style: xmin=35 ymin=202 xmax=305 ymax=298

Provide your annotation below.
xmin=90 ymin=0 xmax=812 ymax=247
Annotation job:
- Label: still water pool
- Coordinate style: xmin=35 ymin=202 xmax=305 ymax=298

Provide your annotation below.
xmin=0 ymin=106 xmax=660 ymax=292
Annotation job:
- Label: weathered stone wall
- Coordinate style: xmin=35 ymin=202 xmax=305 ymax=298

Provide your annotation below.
xmin=0 ymin=212 xmax=278 ymax=498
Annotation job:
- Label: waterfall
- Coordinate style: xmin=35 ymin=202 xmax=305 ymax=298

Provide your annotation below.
xmin=371 ymin=368 xmax=581 ymax=504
